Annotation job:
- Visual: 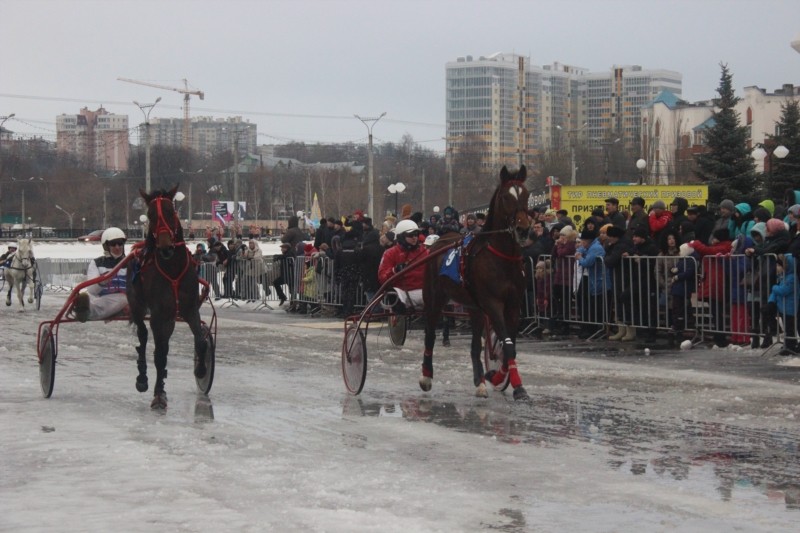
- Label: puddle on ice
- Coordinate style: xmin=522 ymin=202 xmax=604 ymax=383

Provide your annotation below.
xmin=343 ymin=393 xmax=800 ymax=512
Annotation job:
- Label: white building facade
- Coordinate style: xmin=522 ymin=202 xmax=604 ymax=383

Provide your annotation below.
xmin=445 ymin=53 xmax=682 ymax=170
xmin=56 ymin=107 xmax=130 ymax=171
xmin=641 ymin=83 xmax=800 ymax=184
xmin=146 ymin=116 xmax=257 ymax=158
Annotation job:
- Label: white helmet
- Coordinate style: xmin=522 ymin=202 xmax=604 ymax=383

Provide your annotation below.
xmin=424 ymin=234 xmax=440 ymax=247
xmin=101 ymin=227 xmax=127 ymax=246
xmin=395 ymin=219 xmax=419 ymax=236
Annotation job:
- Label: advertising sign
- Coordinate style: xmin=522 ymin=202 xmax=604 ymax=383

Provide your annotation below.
xmin=211 ymin=201 xmax=247 ymax=224
xmin=550 ymin=185 xmax=708 ymax=225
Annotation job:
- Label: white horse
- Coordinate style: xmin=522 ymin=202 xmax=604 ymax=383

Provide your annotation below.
xmin=5 ymin=239 xmax=35 ymax=311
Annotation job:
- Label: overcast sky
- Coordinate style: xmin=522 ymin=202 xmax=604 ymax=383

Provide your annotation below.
xmin=1 ymin=0 xmax=798 ymax=155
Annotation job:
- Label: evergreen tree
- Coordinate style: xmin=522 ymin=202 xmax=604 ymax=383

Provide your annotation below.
xmin=695 ymin=64 xmax=755 ymax=203
xmin=769 ymin=99 xmax=800 ymax=202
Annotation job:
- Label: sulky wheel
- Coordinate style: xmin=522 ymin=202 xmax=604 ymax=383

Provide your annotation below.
xmin=342 ymin=326 xmax=367 ymax=395
xmin=39 ymin=325 xmax=56 ymax=398
xmin=388 ymin=314 xmax=408 ymax=347
xmin=483 ymin=323 xmax=509 ymax=392
xmin=194 ymin=323 xmax=216 ymax=395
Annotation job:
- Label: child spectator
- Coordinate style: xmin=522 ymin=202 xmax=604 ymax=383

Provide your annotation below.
xmin=766 ymin=254 xmax=798 ymax=355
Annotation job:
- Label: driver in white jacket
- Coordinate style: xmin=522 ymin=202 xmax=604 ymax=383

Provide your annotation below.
xmin=73 ymin=227 xmax=129 ymax=322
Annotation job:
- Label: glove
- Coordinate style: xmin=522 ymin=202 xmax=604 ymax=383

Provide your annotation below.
xmin=670 ymin=267 xmax=678 ymax=274
xmin=672 ymin=276 xmax=678 ymax=282
xmin=394 ymin=263 xmax=406 ymax=273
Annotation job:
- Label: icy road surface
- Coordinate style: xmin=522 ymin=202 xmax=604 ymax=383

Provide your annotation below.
xmin=0 ymin=242 xmax=798 ymax=531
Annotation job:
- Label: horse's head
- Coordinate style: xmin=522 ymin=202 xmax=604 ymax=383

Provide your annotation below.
xmin=141 ymin=185 xmax=183 ymax=255
xmin=490 ymin=165 xmax=530 ymax=244
xmin=15 ymin=239 xmax=32 ymax=268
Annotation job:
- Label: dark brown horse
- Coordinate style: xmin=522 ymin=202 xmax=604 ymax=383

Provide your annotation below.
xmin=127 ymin=186 xmax=207 ymax=409
xmin=422 ymin=165 xmax=531 ymax=400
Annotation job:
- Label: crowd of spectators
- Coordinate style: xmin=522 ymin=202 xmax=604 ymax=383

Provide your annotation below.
xmin=522 ymin=189 xmax=800 ymax=355
xmin=194 ymin=188 xmax=800 ymax=356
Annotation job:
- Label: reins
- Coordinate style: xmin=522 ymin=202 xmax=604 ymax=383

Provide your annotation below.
xmin=144 ymin=194 xmax=191 ymax=307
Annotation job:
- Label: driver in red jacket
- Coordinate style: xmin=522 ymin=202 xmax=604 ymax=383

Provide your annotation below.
xmin=378 ymin=219 xmax=429 ymax=313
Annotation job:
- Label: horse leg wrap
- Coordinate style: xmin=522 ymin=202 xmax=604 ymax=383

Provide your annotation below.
xmin=508 ymin=360 xmax=522 ymax=389
xmin=489 ymin=366 xmax=507 ymax=387
xmin=422 ymin=350 xmax=433 ymax=378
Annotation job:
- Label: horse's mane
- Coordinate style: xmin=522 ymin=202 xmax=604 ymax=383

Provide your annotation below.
xmin=482 ymin=186 xmax=501 ymax=232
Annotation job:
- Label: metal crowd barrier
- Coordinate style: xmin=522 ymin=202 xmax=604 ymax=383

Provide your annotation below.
xmin=36 ymin=258 xmax=90 ymax=292
xmin=36 ymin=249 xmax=800 ymax=352
xmin=523 ymin=252 xmax=797 ymax=350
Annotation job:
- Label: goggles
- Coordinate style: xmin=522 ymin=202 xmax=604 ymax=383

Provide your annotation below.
xmin=107 ymin=239 xmax=126 ymax=247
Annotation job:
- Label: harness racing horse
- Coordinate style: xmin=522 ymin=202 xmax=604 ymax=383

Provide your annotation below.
xmin=5 ymin=239 xmax=35 ymax=311
xmin=422 ymin=165 xmax=531 ymax=400
xmin=127 ymin=186 xmax=208 ymax=409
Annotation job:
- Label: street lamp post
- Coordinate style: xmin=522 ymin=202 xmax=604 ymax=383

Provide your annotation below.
xmin=387 ymin=182 xmax=406 ymax=216
xmin=636 ymin=158 xmax=647 ymax=185
xmin=556 ymin=123 xmax=587 ymax=186
xmin=134 ymin=97 xmax=161 ymax=192
xmin=752 ymin=144 xmax=789 ymax=195
xmin=55 ymin=204 xmax=75 ymax=235
xmin=81 ymin=217 xmax=86 ymax=232
xmin=355 ymin=112 xmax=386 ymax=217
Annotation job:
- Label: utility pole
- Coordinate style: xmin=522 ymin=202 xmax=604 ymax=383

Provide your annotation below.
xmin=421 ymin=168 xmax=426 ymax=217
xmin=233 ymin=132 xmax=239 ymax=236
xmin=354 ymin=112 xmax=386 ymax=217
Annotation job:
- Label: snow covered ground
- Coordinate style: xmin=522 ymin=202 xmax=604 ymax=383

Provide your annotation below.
xmin=1 ymin=241 xmax=799 ymax=531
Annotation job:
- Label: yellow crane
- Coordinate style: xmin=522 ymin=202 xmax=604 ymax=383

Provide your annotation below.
xmin=118 ymin=77 xmax=204 ymax=150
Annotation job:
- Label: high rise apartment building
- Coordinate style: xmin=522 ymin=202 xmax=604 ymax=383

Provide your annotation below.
xmin=445 ymin=53 xmax=682 ymax=170
xmin=145 ymin=116 xmax=257 ymax=158
xmin=56 ymin=107 xmax=130 ymax=171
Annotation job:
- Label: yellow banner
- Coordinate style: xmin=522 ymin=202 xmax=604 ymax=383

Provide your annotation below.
xmin=551 ymin=185 xmax=708 ymax=223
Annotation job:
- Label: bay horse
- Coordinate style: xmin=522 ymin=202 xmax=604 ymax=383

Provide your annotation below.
xmin=5 ymin=239 xmax=35 ymax=311
xmin=422 ymin=165 xmax=531 ymax=400
xmin=127 ymin=186 xmax=207 ymax=409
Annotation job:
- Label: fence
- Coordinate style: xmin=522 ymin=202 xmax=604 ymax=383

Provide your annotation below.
xmin=32 ymin=251 xmax=800 ymax=349
xmin=525 ymin=253 xmax=796 ymax=349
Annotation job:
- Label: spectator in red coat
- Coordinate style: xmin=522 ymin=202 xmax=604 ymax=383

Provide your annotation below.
xmin=649 ymin=200 xmax=673 ymax=243
xmin=688 ymin=228 xmax=734 ymax=347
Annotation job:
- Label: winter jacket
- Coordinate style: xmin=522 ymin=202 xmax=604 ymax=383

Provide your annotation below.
xmin=378 ymin=243 xmax=429 ymax=291
xmin=670 ymin=255 xmax=697 ymax=297
xmin=552 ymin=239 xmax=576 ymax=287
xmin=758 ymin=199 xmax=775 ymax=217
xmin=282 ymin=216 xmax=306 ymax=251
xmin=690 ymin=239 xmax=733 ymax=301
xmin=769 ymin=255 xmax=796 ymax=317
xmin=733 ymin=203 xmax=755 ymax=239
xmin=648 ymin=209 xmax=673 ymax=241
xmin=576 ymin=238 xmax=609 ymax=296
xmin=626 ymin=209 xmax=649 ymax=241
xmin=359 ymin=231 xmax=384 ymax=293
xmin=604 ymin=238 xmax=634 ymax=293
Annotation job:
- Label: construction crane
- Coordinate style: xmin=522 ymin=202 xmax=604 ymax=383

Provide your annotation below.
xmin=118 ymin=77 xmax=204 ymax=150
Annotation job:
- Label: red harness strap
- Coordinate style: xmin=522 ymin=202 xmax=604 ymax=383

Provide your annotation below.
xmin=152 ymin=246 xmax=192 ymax=307
xmin=487 ymin=244 xmax=522 ymax=262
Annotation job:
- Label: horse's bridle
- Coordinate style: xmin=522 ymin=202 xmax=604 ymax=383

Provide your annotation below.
xmin=502 ymin=179 xmax=530 ymax=234
xmin=8 ymin=252 xmax=32 ymax=271
xmin=149 ymin=196 xmax=181 ymax=246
